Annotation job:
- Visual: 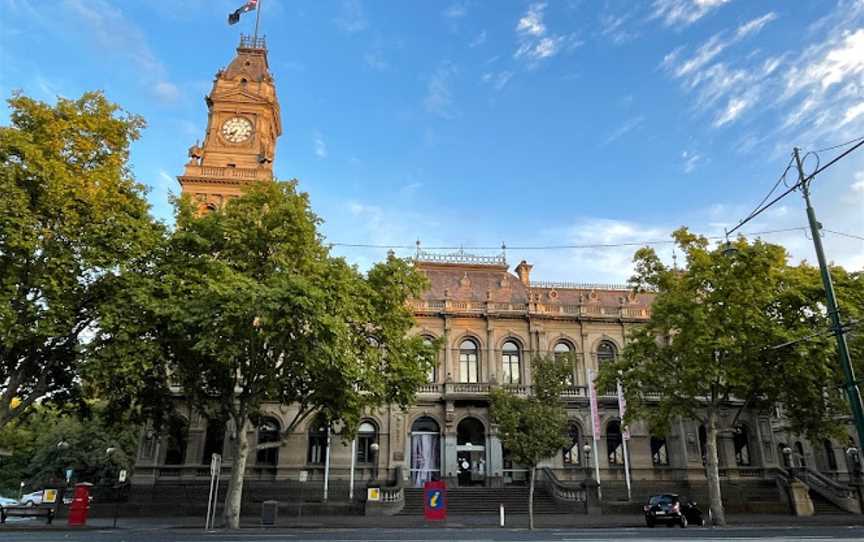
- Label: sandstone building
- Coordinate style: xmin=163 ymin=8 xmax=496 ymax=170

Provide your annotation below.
xmin=131 ymin=38 xmax=862 ymax=516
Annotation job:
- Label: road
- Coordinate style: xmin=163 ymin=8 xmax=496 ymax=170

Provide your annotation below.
xmin=2 ymin=526 xmax=864 ymax=542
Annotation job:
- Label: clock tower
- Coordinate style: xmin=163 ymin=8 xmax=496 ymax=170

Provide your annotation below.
xmin=178 ymin=35 xmax=282 ymax=212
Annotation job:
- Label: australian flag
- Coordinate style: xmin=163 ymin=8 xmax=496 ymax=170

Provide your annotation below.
xmin=228 ymin=0 xmax=257 ymax=25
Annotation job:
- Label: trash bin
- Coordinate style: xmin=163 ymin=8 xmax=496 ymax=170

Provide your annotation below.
xmin=261 ymin=500 xmax=278 ymax=526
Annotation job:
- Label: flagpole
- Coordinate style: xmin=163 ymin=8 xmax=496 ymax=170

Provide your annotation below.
xmin=254 ymin=0 xmax=263 ymax=41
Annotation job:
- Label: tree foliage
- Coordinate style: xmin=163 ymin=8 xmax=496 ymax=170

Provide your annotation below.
xmin=0 ymin=405 xmax=138 ymax=495
xmin=86 ymin=180 xmax=435 ymax=527
xmin=598 ymin=228 xmax=854 ymax=526
xmin=0 ymin=92 xmax=160 ymax=428
xmin=490 ymin=355 xmax=570 ymax=529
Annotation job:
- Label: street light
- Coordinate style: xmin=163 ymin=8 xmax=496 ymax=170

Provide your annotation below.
xmin=782 ymin=446 xmax=793 ymax=471
xmin=370 ymin=442 xmax=380 ymax=482
xmin=583 ymin=444 xmax=592 ymax=480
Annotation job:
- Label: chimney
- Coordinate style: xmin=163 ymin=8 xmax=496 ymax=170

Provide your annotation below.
xmin=515 ymin=260 xmax=532 ymax=286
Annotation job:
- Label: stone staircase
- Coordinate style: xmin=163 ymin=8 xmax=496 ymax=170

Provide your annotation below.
xmin=400 ymin=487 xmax=576 ymax=515
xmin=811 ymin=491 xmax=852 ymax=515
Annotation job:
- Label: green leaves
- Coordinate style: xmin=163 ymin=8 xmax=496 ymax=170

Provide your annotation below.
xmin=490 ymin=356 xmax=569 ymax=468
xmin=599 ymin=227 xmax=855 ymax=442
xmin=0 ymin=92 xmax=161 ymax=428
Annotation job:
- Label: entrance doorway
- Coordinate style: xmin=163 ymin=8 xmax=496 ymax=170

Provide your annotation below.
xmin=456 ymin=417 xmax=486 ymax=487
xmin=410 ymin=417 xmax=441 ymax=487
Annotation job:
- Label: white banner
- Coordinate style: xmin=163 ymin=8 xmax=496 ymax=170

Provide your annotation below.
xmin=616 ymin=380 xmax=630 ymax=441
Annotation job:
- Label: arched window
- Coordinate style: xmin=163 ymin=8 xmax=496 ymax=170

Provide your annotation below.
xmin=307 ymin=417 xmax=328 ymax=465
xmin=411 ymin=417 xmax=441 ymax=486
xmin=459 ymin=339 xmax=479 ymax=383
xmin=823 ymin=439 xmax=838 ymax=471
xmin=607 ymin=421 xmax=624 ymax=465
xmin=201 ymin=419 xmax=225 ymax=464
xmin=164 ymin=420 xmax=189 ymax=466
xmin=651 ymin=436 xmax=669 ymax=466
xmin=256 ymin=418 xmax=281 ymax=466
xmin=501 ymin=341 xmax=521 ymax=385
xmin=423 ymin=337 xmax=437 ymax=383
xmin=554 ymin=341 xmax=577 ymax=385
xmin=795 ymin=441 xmax=807 ymax=468
xmin=734 ymin=426 xmax=751 ymax=466
xmin=597 ymin=340 xmax=617 ymax=366
xmin=563 ymin=422 xmax=581 ymax=466
xmin=356 ymin=421 xmax=378 ymax=464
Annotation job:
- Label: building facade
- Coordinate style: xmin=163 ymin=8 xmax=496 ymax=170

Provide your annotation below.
xmin=131 ymin=38 xmax=861 ymax=512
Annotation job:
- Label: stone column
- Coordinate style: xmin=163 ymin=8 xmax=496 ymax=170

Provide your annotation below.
xmin=488 ymin=427 xmax=504 ymax=488
xmin=443 ymin=318 xmax=452 ymax=381
xmin=486 ymin=320 xmax=496 ymax=383
xmin=718 ymin=432 xmax=736 ymax=470
xmin=444 ymin=430 xmax=458 ymax=487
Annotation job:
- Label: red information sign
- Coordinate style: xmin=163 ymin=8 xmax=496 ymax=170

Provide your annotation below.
xmin=423 ymin=480 xmax=447 ymax=521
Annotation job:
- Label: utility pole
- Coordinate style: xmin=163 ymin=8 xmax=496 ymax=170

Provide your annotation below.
xmin=793 ymin=147 xmax=864 ymax=451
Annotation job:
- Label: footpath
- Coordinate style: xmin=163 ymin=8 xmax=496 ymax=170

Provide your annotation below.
xmin=1 ymin=513 xmax=863 ymax=531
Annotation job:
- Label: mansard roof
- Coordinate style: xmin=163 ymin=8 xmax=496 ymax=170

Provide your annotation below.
xmin=413 ymin=252 xmax=653 ymax=310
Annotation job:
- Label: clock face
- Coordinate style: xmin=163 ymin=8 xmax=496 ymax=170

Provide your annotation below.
xmin=221 ymin=117 xmax=253 ymax=143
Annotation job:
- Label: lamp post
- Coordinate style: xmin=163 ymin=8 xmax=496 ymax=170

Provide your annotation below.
xmin=370 ymin=442 xmax=380 ymax=482
xmin=582 ymin=444 xmax=592 ymax=480
xmin=782 ymin=446 xmax=793 ymax=472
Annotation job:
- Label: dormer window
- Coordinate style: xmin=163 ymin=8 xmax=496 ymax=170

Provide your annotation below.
xmin=227 ymin=163 xmax=236 ymax=168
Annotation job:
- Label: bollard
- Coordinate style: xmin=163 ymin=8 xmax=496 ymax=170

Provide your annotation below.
xmin=499 ymin=503 xmax=504 ymax=527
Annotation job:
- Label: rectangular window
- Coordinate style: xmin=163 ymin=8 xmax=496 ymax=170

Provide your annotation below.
xmin=308 ymin=435 xmax=326 ymax=464
xmin=651 ymin=437 xmax=669 ymax=466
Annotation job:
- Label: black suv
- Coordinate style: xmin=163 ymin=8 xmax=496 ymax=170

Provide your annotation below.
xmin=643 ymin=494 xmax=704 ymax=528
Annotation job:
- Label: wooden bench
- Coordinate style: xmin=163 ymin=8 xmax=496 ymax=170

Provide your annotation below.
xmin=0 ymin=505 xmax=55 ymax=524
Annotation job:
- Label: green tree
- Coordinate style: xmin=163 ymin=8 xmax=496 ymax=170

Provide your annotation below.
xmin=490 ymin=355 xmax=570 ymax=530
xmin=87 ymin=181 xmax=435 ymax=528
xmin=599 ymin=229 xmax=849 ymax=526
xmin=0 ymin=404 xmax=138 ymax=495
xmin=0 ymin=92 xmax=161 ymax=428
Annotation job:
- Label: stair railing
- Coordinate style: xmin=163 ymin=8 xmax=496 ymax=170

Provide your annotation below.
xmin=537 ymin=467 xmax=587 ymax=505
xmin=783 ymin=465 xmax=861 ymax=514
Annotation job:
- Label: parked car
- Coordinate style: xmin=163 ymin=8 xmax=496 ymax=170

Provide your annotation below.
xmin=643 ymin=493 xmax=704 ymax=527
xmin=0 ymin=496 xmax=17 ymax=507
xmin=19 ymin=490 xmax=43 ymax=507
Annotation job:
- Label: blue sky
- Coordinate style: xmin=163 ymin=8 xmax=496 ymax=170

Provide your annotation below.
xmin=1 ymin=0 xmax=862 ymax=282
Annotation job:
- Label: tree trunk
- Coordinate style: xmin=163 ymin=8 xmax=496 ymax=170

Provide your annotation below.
xmin=705 ymin=409 xmax=726 ymax=526
xmin=223 ymin=417 xmax=251 ymax=529
xmin=528 ymin=465 xmax=535 ymax=530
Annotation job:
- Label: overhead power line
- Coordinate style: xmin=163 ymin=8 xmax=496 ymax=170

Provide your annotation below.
xmin=328 ymin=226 xmax=859 ymax=252
xmin=726 ymin=137 xmax=864 ymax=237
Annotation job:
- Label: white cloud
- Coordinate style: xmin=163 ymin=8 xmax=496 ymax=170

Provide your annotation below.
xmin=516 ymin=3 xmax=547 ymax=37
xmin=651 ymin=0 xmax=731 ymax=29
xmin=153 ymin=81 xmax=180 ymax=102
xmin=56 ymin=0 xmax=179 ymax=99
xmin=482 ymin=70 xmax=514 ymax=91
xmin=335 ymin=0 xmax=368 ymax=33
xmin=443 ymin=2 xmax=468 ymax=19
xmin=604 ymin=115 xmax=645 ymax=145
xmin=314 ymin=132 xmax=327 ymax=159
xmin=681 ymin=150 xmax=704 ymax=173
xmin=852 ymin=171 xmax=864 ymax=193
xmin=600 ymin=12 xmax=638 ymax=45
xmin=424 ymin=62 xmax=459 ymax=119
xmin=713 ymin=97 xmax=749 ymax=127
xmin=841 ymin=102 xmax=864 ymax=126
xmin=736 ymin=12 xmax=778 ymax=39
xmin=469 ymin=30 xmax=487 ymax=48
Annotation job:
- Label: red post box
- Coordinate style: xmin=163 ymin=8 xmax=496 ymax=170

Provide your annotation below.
xmin=67 ymin=482 xmax=93 ymax=526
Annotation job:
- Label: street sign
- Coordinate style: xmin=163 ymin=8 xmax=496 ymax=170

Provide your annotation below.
xmin=42 ymin=489 xmax=57 ymax=504
xmin=118 ymin=469 xmax=127 ymax=483
xmin=366 ymin=487 xmax=381 ymax=502
xmin=210 ymin=453 xmax=222 ymax=476
xmin=423 ymin=480 xmax=447 ymax=521
xmin=65 ymin=468 xmax=74 ymax=483
xmin=298 ymin=470 xmax=308 ymax=483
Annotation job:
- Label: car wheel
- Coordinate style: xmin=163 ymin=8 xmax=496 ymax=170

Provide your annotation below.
xmin=25 ymin=500 xmax=34 ymax=507
xmin=680 ymin=516 xmax=688 ymax=528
